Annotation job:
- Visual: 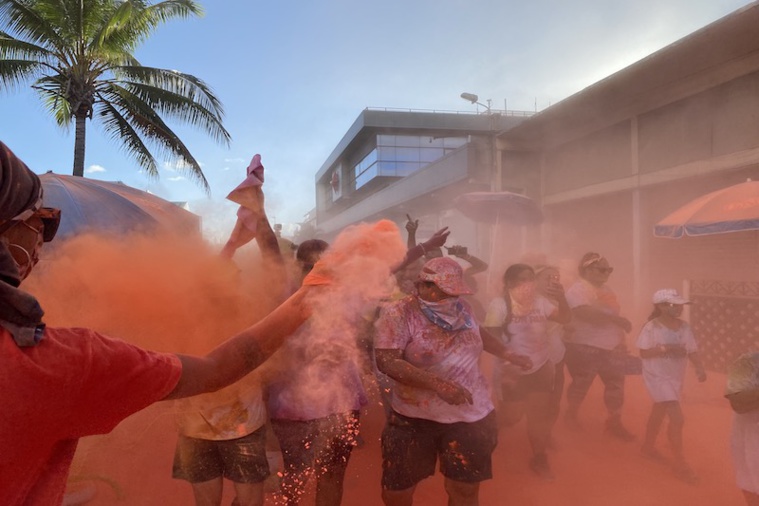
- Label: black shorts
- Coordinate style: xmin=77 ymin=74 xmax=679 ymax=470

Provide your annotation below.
xmin=172 ymin=425 xmax=270 ymax=484
xmin=270 ymin=411 xmax=360 ymax=475
xmin=502 ymin=361 xmax=554 ymax=401
xmin=381 ymin=410 xmax=498 ymax=491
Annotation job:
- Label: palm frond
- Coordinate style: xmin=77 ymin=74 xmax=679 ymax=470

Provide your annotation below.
xmin=115 ymin=65 xmax=225 ymax=117
xmin=0 ymin=30 xmax=53 ymax=62
xmin=98 ymin=82 xmax=210 ymax=192
xmin=0 ymin=58 xmax=44 ymax=89
xmin=96 ymin=98 xmax=159 ymax=177
xmin=34 ymin=73 xmax=73 ymax=126
xmin=0 ymin=0 xmax=67 ymax=56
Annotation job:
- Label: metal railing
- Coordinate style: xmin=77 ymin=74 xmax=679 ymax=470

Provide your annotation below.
xmin=365 ymin=106 xmax=536 ymax=117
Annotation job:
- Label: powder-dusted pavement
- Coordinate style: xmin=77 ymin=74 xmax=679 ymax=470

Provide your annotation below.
xmin=72 ymin=370 xmax=743 ymax=505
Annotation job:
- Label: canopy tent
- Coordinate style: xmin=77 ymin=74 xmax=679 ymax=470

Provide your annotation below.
xmin=39 ymin=172 xmax=200 ymax=239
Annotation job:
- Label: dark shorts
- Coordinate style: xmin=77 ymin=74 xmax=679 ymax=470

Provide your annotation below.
xmin=502 ymin=361 xmax=555 ymax=401
xmin=381 ymin=410 xmax=498 ymax=491
xmin=270 ymin=410 xmax=360 ymax=475
xmin=172 ymin=425 xmax=270 ymax=484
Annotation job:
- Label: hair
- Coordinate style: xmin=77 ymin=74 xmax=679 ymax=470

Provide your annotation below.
xmin=499 ymin=263 xmax=535 ymax=342
xmin=648 ymin=304 xmax=663 ymax=321
xmin=578 ymin=251 xmax=603 ymax=278
xmin=296 ymin=239 xmax=329 ymax=274
xmin=502 ymin=263 xmax=534 ymax=288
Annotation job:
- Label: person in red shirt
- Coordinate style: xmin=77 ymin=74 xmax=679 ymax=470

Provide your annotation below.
xmin=0 ymin=141 xmax=310 ymax=506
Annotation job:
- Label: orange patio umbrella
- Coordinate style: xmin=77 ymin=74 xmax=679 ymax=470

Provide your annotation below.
xmin=653 ymin=179 xmax=759 ymax=238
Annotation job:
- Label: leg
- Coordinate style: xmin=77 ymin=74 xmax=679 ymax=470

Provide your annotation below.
xmin=219 ymin=427 xmax=270 ymax=506
xmin=314 ymin=412 xmax=360 ymax=506
xmin=271 ymin=419 xmax=315 ymax=506
xmin=172 ymin=435 xmax=224 ymax=506
xmin=381 ymin=412 xmax=437 ymax=506
xmin=443 ymin=478 xmax=480 ymax=506
xmin=190 ymin=478 xmax=224 ymax=506
xmin=547 ymin=360 xmax=565 ymax=428
xmin=664 ymin=401 xmax=685 ymax=462
xmin=525 ymin=392 xmax=553 ymax=460
xmin=382 ymin=486 xmax=416 ymax=506
xmin=564 ymin=345 xmax=599 ymax=427
xmin=231 ymin=482 xmax=265 ymax=506
xmin=497 ymin=378 xmax=526 ymax=428
xmin=642 ymin=402 xmax=667 ymax=456
xmin=598 ymin=352 xmax=634 ymax=441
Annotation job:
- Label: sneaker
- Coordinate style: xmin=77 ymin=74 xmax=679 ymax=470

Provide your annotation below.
xmin=672 ymin=463 xmax=699 ymax=485
xmin=605 ymin=419 xmax=636 ymax=442
xmin=529 ymin=453 xmax=556 ymax=481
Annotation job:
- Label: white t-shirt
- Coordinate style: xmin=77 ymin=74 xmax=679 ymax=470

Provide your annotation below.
xmin=566 ymin=280 xmax=625 ymax=350
xmin=636 ymin=319 xmax=698 ymax=402
xmin=484 ymin=295 xmax=556 ymax=375
xmin=733 ymin=410 xmax=759 ymax=495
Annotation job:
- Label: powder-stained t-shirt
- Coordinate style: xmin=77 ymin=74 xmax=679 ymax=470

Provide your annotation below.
xmin=374 ymin=296 xmax=494 ymax=424
xmin=175 ymin=375 xmax=267 ymax=441
xmin=266 ymin=317 xmax=367 ymax=421
xmin=636 ymin=319 xmax=698 ymax=402
xmin=0 ymin=327 xmax=182 ymax=506
xmin=484 ymin=295 xmax=556 ymax=375
xmin=565 ymin=279 xmax=625 ymax=350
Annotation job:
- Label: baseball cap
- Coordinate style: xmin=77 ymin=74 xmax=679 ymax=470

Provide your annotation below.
xmin=652 ymin=288 xmax=690 ymax=305
xmin=418 ymin=257 xmax=473 ymax=296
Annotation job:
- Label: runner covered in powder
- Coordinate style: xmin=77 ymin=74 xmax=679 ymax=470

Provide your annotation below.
xmin=0 ymin=141 xmax=405 ymax=506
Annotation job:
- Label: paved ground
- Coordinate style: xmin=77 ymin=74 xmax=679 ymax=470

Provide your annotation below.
xmin=71 ymin=370 xmax=744 ymax=505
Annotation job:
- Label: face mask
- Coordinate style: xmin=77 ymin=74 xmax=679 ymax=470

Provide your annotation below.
xmin=418 ymin=297 xmax=473 ymax=331
xmin=509 ymin=281 xmax=536 ymax=306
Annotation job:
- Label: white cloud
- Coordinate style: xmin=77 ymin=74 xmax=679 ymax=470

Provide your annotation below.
xmin=85 ymin=164 xmax=106 ymax=174
xmin=167 ymin=176 xmax=186 ymax=182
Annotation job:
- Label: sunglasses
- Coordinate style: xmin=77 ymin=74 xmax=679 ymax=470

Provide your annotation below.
xmin=37 ymin=207 xmax=61 ymax=242
xmin=590 ymin=266 xmax=614 ymax=274
xmin=660 ymin=302 xmax=683 ymax=309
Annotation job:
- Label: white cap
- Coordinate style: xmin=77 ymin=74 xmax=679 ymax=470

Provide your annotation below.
xmin=652 ymin=288 xmax=689 ymax=305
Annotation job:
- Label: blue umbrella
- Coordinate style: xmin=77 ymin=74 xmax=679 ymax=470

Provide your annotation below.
xmin=39 ymin=172 xmax=200 ymax=239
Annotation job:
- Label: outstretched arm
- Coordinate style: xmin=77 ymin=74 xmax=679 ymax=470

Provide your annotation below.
xmin=454 ymin=249 xmax=488 ymax=276
xmin=392 ymin=227 xmax=450 ymax=274
xmin=165 ymin=287 xmax=311 ymax=399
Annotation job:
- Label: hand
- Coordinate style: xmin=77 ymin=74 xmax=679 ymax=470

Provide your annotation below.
xmin=423 ymin=227 xmax=450 ymax=249
xmin=405 ymin=214 xmax=419 ymax=234
xmin=615 ymin=316 xmax=632 ymax=333
xmin=504 ymin=351 xmax=532 ymax=371
xmin=544 ymin=281 xmax=565 ymax=299
xmin=435 ymin=379 xmax=473 ymax=405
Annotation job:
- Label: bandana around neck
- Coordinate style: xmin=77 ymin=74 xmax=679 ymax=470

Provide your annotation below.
xmin=417 ymin=296 xmax=474 ymax=332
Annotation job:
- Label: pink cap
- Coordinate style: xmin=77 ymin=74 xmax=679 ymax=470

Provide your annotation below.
xmin=418 ymin=257 xmax=473 ymax=296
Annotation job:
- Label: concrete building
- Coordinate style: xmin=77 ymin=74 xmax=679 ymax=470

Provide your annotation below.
xmin=312 ymin=3 xmax=759 ymax=369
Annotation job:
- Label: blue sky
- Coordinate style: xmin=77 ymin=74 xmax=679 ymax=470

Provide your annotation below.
xmin=0 ymin=0 xmax=751 ymax=241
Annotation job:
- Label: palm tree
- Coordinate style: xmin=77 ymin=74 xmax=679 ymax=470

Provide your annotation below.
xmin=0 ymin=0 xmax=229 ymax=192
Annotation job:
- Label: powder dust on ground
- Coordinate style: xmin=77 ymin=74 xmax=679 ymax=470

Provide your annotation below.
xmin=67 ymin=368 xmax=740 ymax=505
xmin=28 ymin=232 xmax=744 ymax=506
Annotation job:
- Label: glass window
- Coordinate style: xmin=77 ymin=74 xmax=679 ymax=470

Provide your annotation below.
xmin=395 ymin=147 xmax=420 ymax=163
xmin=395 ymin=135 xmax=421 ymax=148
xmin=420 ymin=147 xmax=444 ymax=163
